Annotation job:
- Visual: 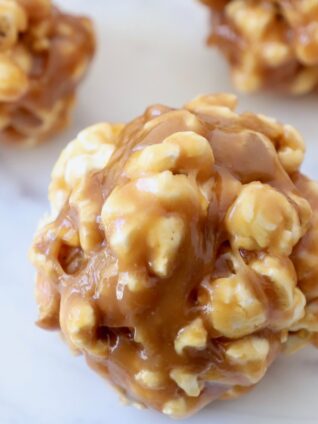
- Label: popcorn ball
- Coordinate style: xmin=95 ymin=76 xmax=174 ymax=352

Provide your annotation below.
xmin=0 ymin=0 xmax=95 ymax=146
xmin=202 ymin=0 xmax=318 ymax=94
xmin=30 ymin=94 xmax=318 ymax=418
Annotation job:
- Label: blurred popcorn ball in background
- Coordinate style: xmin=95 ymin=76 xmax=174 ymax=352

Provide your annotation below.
xmin=202 ymin=0 xmax=318 ymax=94
xmin=0 ymin=0 xmax=95 ymax=146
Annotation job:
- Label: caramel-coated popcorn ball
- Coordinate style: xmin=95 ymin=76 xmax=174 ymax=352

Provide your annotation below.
xmin=30 ymin=94 xmax=318 ymax=418
xmin=0 ymin=0 xmax=95 ymax=146
xmin=202 ymin=0 xmax=318 ymax=94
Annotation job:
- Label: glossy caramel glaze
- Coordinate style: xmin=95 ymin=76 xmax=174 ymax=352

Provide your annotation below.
xmin=31 ymin=94 xmax=318 ymax=418
xmin=202 ymin=0 xmax=318 ymax=94
xmin=0 ymin=0 xmax=95 ymax=146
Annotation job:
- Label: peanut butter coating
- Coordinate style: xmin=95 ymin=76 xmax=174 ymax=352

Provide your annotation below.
xmin=31 ymin=94 xmax=318 ymax=418
xmin=202 ymin=0 xmax=318 ymax=94
xmin=0 ymin=0 xmax=95 ymax=146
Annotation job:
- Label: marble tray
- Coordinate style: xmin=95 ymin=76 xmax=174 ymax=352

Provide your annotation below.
xmin=0 ymin=1 xmax=317 ymax=423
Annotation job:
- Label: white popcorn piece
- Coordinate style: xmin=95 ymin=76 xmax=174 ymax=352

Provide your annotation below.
xmin=125 ymin=142 xmax=180 ymax=178
xmin=49 ymin=123 xmax=122 ymax=215
xmin=279 ymin=125 xmax=305 ymax=173
xmin=0 ymin=54 xmax=28 ymax=101
xmin=162 ymin=398 xmax=187 ymax=418
xmin=226 ymin=0 xmax=273 ymax=40
xmin=62 ymin=295 xmax=107 ymax=357
xmin=147 ymin=215 xmax=185 ymax=277
xmin=69 ymin=187 xmax=102 ymax=252
xmin=289 ymin=68 xmax=318 ymax=95
xmin=170 ymin=368 xmax=202 ymax=397
xmin=261 ymin=42 xmax=292 ymax=67
xmin=225 ymin=336 xmax=270 ymax=383
xmin=135 ymin=370 xmax=164 ymax=390
xmin=136 ymin=171 xmax=208 ymax=214
xmin=65 ymin=300 xmax=96 ymax=346
xmin=174 ymin=318 xmax=207 ymax=355
xmin=117 ymin=271 xmax=147 ymax=293
xmin=291 ymin=300 xmax=318 ymax=332
xmin=283 ymin=331 xmax=312 ymax=355
xmin=209 ymin=274 xmax=267 ymax=338
xmin=0 ymin=1 xmax=27 ymax=50
xmin=226 ymin=182 xmax=303 ymax=255
xmin=162 ymin=131 xmax=214 ymax=179
xmin=226 ymin=337 xmax=270 ymax=364
xmin=185 ymin=93 xmax=238 ymax=112
xmin=250 ymin=255 xmax=306 ymax=329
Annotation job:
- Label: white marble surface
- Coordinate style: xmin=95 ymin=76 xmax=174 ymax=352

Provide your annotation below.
xmin=1 ymin=1 xmax=318 ymax=423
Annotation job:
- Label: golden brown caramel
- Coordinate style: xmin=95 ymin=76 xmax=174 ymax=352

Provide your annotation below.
xmin=0 ymin=0 xmax=95 ymax=146
xmin=202 ymin=0 xmax=318 ymax=93
xmin=31 ymin=94 xmax=318 ymax=418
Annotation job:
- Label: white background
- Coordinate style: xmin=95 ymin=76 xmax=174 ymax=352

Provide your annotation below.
xmin=0 ymin=1 xmax=317 ymax=423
